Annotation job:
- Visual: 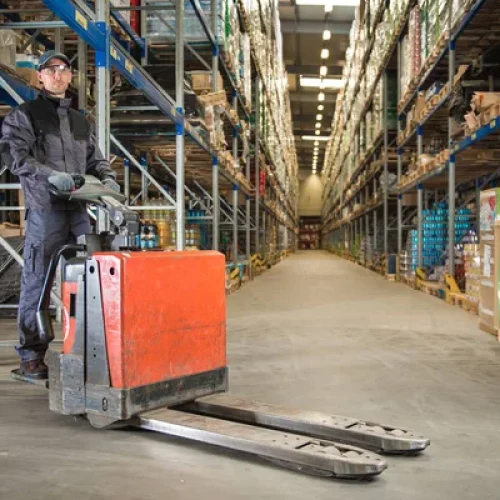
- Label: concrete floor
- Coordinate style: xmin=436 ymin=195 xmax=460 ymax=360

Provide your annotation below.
xmin=1 ymin=250 xmax=500 ymax=499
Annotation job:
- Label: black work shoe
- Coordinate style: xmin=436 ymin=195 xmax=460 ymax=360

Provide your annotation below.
xmin=19 ymin=360 xmax=48 ymax=380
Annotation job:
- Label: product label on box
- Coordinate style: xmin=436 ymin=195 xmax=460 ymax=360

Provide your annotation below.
xmin=480 ymin=190 xmax=500 ymax=232
xmin=484 ymin=245 xmax=492 ymax=278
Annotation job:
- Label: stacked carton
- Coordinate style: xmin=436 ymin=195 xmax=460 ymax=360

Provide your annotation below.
xmin=479 ymin=189 xmax=499 ymax=335
xmin=463 ymin=244 xmax=480 ymax=304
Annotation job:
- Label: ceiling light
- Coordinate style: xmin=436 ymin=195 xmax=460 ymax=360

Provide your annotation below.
xmin=316 ymin=114 xmax=323 ymax=121
xmin=318 ymin=92 xmax=325 ymax=101
xmin=296 ymin=0 xmax=360 ymax=5
xmin=302 ymin=135 xmax=329 ymax=141
xmin=301 ymin=77 xmax=344 ymax=89
xmin=323 ymin=30 xmax=331 ymax=41
xmin=315 ymin=123 xmax=321 ymax=129
xmin=315 ymin=130 xmax=321 ymax=135
xmin=321 ymin=49 xmax=329 ymax=59
xmin=320 ymin=65 xmax=328 ymax=76
xmin=317 ymin=105 xmax=324 ymax=111
xmin=314 ymin=140 xmax=319 ymax=145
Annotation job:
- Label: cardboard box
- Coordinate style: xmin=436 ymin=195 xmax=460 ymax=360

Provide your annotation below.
xmin=189 ymin=71 xmax=224 ymax=94
xmin=480 ymin=240 xmax=495 ymax=329
xmin=16 ymin=67 xmax=42 ymax=89
xmin=494 ymin=219 xmax=500 ymax=331
xmin=480 ymin=189 xmax=500 ymax=234
xmin=0 ymin=223 xmax=23 ymax=238
xmin=402 ymin=193 xmax=418 ymax=206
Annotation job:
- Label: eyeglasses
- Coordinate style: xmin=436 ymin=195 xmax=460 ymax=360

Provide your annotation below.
xmin=41 ymin=65 xmax=72 ymax=76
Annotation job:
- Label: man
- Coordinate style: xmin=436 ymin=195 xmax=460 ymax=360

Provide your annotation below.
xmin=1 ymin=50 xmax=119 ymax=379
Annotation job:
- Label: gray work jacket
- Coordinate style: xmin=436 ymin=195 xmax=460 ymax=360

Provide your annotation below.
xmin=1 ymin=91 xmax=115 ymax=210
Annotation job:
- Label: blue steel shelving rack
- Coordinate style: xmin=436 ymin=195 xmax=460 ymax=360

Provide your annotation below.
xmin=321 ymin=0 xmax=500 ymax=277
xmin=0 ymin=0 xmax=298 ymax=270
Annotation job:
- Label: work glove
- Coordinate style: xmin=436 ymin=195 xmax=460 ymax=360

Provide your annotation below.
xmin=102 ymin=178 xmax=120 ymax=193
xmin=48 ymin=172 xmax=75 ymax=192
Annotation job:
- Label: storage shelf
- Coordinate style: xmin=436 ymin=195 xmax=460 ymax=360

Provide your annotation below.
xmin=0 ymin=0 xmax=299 ymax=260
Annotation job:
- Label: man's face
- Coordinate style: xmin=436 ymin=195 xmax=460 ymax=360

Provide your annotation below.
xmin=37 ymin=58 xmax=72 ymax=97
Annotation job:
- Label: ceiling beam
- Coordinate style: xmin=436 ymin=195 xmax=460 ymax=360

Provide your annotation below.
xmin=281 ymin=20 xmax=351 ymax=35
xmin=291 ymin=114 xmax=333 ymax=122
xmin=289 ymin=93 xmax=337 ymax=104
xmin=286 ymin=64 xmax=344 ymax=76
xmin=294 ymin=129 xmax=331 ymax=136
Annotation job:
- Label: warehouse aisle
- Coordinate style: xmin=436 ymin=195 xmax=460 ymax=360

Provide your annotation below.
xmin=1 ymin=250 xmax=500 ymax=499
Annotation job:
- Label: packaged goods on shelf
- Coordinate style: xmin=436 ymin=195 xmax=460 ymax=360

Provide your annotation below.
xmin=112 ymin=0 xmax=131 ymax=24
xmin=189 ymin=71 xmax=224 ymax=95
xmin=147 ymin=0 xmax=225 ymax=42
xmin=240 ymin=33 xmax=252 ymax=110
xmin=0 ymin=30 xmax=16 ymax=70
xmin=478 ymin=189 xmax=499 ymax=333
xmin=198 ymin=93 xmax=227 ymax=150
xmin=360 ymin=236 xmax=374 ymax=265
xmin=226 ymin=0 xmax=241 ymax=85
xmin=463 ymin=243 xmax=480 ymax=303
xmin=400 ymin=246 xmax=416 ymax=275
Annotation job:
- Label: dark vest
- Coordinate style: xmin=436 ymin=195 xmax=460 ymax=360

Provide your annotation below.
xmin=18 ymin=94 xmax=90 ymax=163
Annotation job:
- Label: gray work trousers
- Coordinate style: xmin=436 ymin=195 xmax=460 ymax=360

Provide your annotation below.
xmin=17 ymin=208 xmax=90 ymax=362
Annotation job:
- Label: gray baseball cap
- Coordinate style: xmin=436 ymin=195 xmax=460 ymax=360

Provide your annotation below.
xmin=38 ymin=50 xmax=71 ymax=69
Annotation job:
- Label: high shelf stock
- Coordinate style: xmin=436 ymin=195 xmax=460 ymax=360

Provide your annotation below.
xmin=321 ymin=0 xmax=500 ymax=282
xmin=0 ymin=0 xmax=299 ymax=297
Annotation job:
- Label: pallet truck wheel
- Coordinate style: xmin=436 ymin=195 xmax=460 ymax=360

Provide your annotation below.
xmin=87 ymin=414 xmax=127 ymax=430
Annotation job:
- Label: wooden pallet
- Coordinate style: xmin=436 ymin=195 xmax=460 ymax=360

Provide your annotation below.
xmin=420 ymin=280 xmax=444 ymax=298
xmin=226 ymin=278 xmax=241 ymax=295
xmin=399 ymin=274 xmax=416 ymax=288
xmin=449 ymin=292 xmax=479 ymax=315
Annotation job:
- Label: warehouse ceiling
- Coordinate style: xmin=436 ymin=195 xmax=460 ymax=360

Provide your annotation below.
xmin=278 ymin=1 xmax=356 ymax=174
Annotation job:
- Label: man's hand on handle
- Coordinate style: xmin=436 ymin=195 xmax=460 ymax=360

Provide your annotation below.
xmin=48 ymin=172 xmax=75 ymax=192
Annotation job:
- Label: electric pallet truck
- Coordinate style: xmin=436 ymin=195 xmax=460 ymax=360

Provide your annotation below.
xmin=11 ymin=175 xmax=430 ymax=479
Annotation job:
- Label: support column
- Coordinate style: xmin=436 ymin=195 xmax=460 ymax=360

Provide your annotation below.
xmin=212 ymin=157 xmax=219 ymax=250
xmin=417 ymin=126 xmax=424 ymax=268
xmin=397 ymin=151 xmax=403 ymax=254
xmin=417 ymin=184 xmax=423 ymax=268
xmin=246 ymin=196 xmax=251 ymax=259
xmin=255 ymin=76 xmax=261 ymax=254
xmin=476 ymin=178 xmax=481 ymax=244
xmin=397 ymin=38 xmax=403 ymax=255
xmin=77 ymin=39 xmax=87 ymax=112
xmin=233 ymin=185 xmax=238 ymax=265
xmin=365 ymin=185 xmax=370 ymax=243
xmin=141 ymin=157 xmax=148 ymax=204
xmin=140 ymin=0 xmax=148 ymax=65
xmin=95 ymin=0 xmax=110 ymax=158
xmin=448 ymin=40 xmax=456 ymax=275
xmin=210 ymin=0 xmax=219 ymax=251
xmin=383 ymin=73 xmax=389 ymax=256
xmin=373 ymin=178 xmax=378 ymax=250
xmin=55 ymin=28 xmax=63 ymax=53
xmin=262 ymin=209 xmax=266 ymax=256
xmin=175 ymin=0 xmax=185 ymax=250
xmin=124 ymin=158 xmax=130 ymax=205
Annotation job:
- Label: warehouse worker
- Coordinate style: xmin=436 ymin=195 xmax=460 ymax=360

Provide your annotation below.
xmin=1 ymin=50 xmax=119 ymax=380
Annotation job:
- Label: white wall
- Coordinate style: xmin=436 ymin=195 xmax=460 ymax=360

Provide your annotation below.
xmin=299 ymin=173 xmax=323 ymax=216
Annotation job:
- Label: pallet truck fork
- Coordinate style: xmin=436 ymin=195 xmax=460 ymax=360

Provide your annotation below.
xmin=12 ymin=175 xmax=430 ymax=479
